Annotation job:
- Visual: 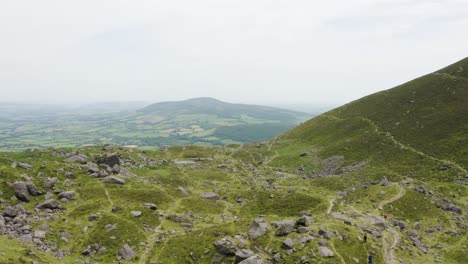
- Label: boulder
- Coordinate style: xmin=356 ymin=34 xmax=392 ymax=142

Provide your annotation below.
xmin=43 ymin=177 xmax=58 ymax=190
xmin=89 ymin=214 xmax=99 ymax=221
xmin=97 ymin=153 xmax=121 ymax=167
xmin=201 ymin=192 xmax=220 ymax=200
xmin=130 ymin=211 xmax=142 ymax=217
xmin=111 ymin=164 xmax=121 ymax=174
xmin=102 ymin=176 xmax=125 ymax=185
xmin=248 ymin=219 xmax=269 ymax=240
xmin=238 ymin=255 xmax=264 ymax=264
xmin=443 ymin=203 xmax=462 ymax=214
xmin=11 ymin=181 xmax=31 ymax=202
xmin=34 ymin=230 xmax=46 ymax=239
xmin=235 ymin=249 xmax=255 ymax=263
xmin=282 ymin=238 xmax=294 ymax=249
xmin=12 ymin=162 xmax=33 ymax=170
xmin=118 ymin=244 xmax=135 ymax=260
xmin=393 ymin=220 xmax=408 ymax=230
xmin=273 ymin=219 xmax=295 ymax=236
xmin=3 ymin=206 xmax=18 ymax=217
xmin=319 ymin=246 xmax=334 ymax=257
xmin=296 ymin=215 xmax=312 ymax=227
xmin=36 ymin=199 xmax=61 ymax=210
xmin=409 ymin=235 xmax=427 ymax=253
xmin=144 ymin=203 xmax=157 ymax=210
xmin=82 ymin=162 xmax=100 ymax=173
xmin=64 ymin=172 xmax=75 ymax=179
xmin=380 ymin=177 xmax=389 ymax=186
xmin=58 ymin=191 xmax=76 ymax=200
xmin=26 ymin=182 xmax=41 ymax=196
xmin=64 ymin=154 xmax=88 ymax=164
xmin=213 ymin=236 xmax=237 ymax=255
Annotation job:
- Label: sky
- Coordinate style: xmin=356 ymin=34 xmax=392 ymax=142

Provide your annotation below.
xmin=1 ymin=0 xmax=467 ymax=105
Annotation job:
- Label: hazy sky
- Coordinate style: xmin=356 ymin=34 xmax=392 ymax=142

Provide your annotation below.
xmin=1 ymin=0 xmax=467 ymax=105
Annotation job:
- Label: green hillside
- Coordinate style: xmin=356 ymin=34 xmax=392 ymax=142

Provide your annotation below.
xmin=279 ymin=57 xmax=468 ymax=180
xmin=0 ymin=59 xmax=466 ymax=264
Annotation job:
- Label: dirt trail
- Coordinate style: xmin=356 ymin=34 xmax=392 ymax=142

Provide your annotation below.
xmin=327 ymin=199 xmax=335 ymax=214
xmin=378 ymin=184 xmax=406 ymax=210
xmin=382 ymin=227 xmax=400 ymax=264
xmin=326 ymin=183 xmax=406 ymax=264
xmin=139 ymin=221 xmax=165 ymax=264
xmin=357 ymin=116 xmax=467 ymax=173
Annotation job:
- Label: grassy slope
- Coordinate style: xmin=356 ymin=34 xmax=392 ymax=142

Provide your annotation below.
xmin=279 ymin=57 xmax=468 ymax=180
xmin=0 ymin=59 xmax=467 ymax=264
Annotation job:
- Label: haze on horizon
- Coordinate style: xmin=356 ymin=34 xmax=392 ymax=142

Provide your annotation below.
xmin=1 ymin=0 xmax=467 ymax=106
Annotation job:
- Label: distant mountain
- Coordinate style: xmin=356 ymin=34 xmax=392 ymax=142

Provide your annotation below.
xmin=0 ymin=98 xmax=312 ymax=150
xmin=140 ymin=97 xmax=310 ymax=121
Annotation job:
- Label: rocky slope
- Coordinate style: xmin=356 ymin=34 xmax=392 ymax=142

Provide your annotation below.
xmin=0 ymin=59 xmax=467 ymax=264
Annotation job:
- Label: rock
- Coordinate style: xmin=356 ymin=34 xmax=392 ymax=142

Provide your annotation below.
xmin=353 ymin=257 xmax=359 ymax=263
xmin=34 ymin=230 xmax=46 ymax=239
xmin=409 ymin=235 xmax=427 ymax=253
xmin=102 ymin=176 xmax=125 ymax=185
xmin=318 ymin=239 xmax=327 ymax=246
xmin=36 ymin=199 xmax=61 ymax=209
xmin=43 ymin=177 xmax=58 ymax=190
xmin=89 ymin=214 xmax=99 ymax=221
xmin=111 ymin=164 xmax=121 ymax=174
xmin=178 ymin=186 xmax=189 ymax=196
xmin=82 ymin=162 xmax=100 ymax=173
xmin=15 ymin=192 xmax=31 ymax=202
xmin=367 ymin=216 xmax=387 ymax=229
xmin=319 ymin=246 xmax=334 ymax=257
xmin=64 ymin=154 xmax=88 ymax=164
xmin=201 ymin=192 xmax=220 ymax=200
xmin=273 ymin=219 xmax=295 ymax=236
xmin=299 ymin=256 xmax=309 ymax=264
xmin=296 ymin=215 xmax=312 ymax=227
xmin=64 ymin=172 xmax=75 ymax=179
xmin=130 ymin=211 xmax=142 ymax=217
xmin=442 ymin=203 xmax=462 ymax=214
xmin=415 ymin=186 xmax=426 ymax=194
xmin=144 ymin=203 xmax=157 ymax=210
xmin=297 ymin=226 xmax=309 ymax=233
xmin=282 ymin=238 xmax=294 ymax=249
xmin=238 ymin=255 xmax=264 ymax=264
xmin=248 ymin=218 xmax=269 ymax=240
xmin=380 ymin=177 xmax=389 ymax=186
xmin=3 ymin=206 xmax=18 ymax=217
xmin=26 ymin=182 xmax=41 ymax=196
xmin=413 ymin=222 xmax=421 ymax=230
xmin=235 ymin=249 xmax=255 ymax=263
xmin=118 ymin=244 xmax=135 ymax=260
xmin=102 ymin=145 xmax=114 ymax=151
xmin=393 ymin=220 xmax=408 ymax=230
xmin=112 ymin=206 xmax=123 ymax=212
xmin=0 ymin=215 xmax=5 ymax=228
xmin=58 ymin=191 xmax=76 ymax=200
xmin=299 ymin=153 xmax=308 ymax=157
xmin=11 ymin=181 xmax=31 ymax=202
xmin=213 ymin=236 xmax=237 ymax=255
xmin=13 ymin=162 xmax=33 ymax=170
xmin=97 ymin=153 xmax=121 ymax=167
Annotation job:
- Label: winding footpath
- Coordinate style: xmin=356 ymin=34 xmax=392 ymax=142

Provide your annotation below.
xmin=357 ymin=116 xmax=467 ymax=174
xmin=327 ymin=184 xmax=406 ymax=264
